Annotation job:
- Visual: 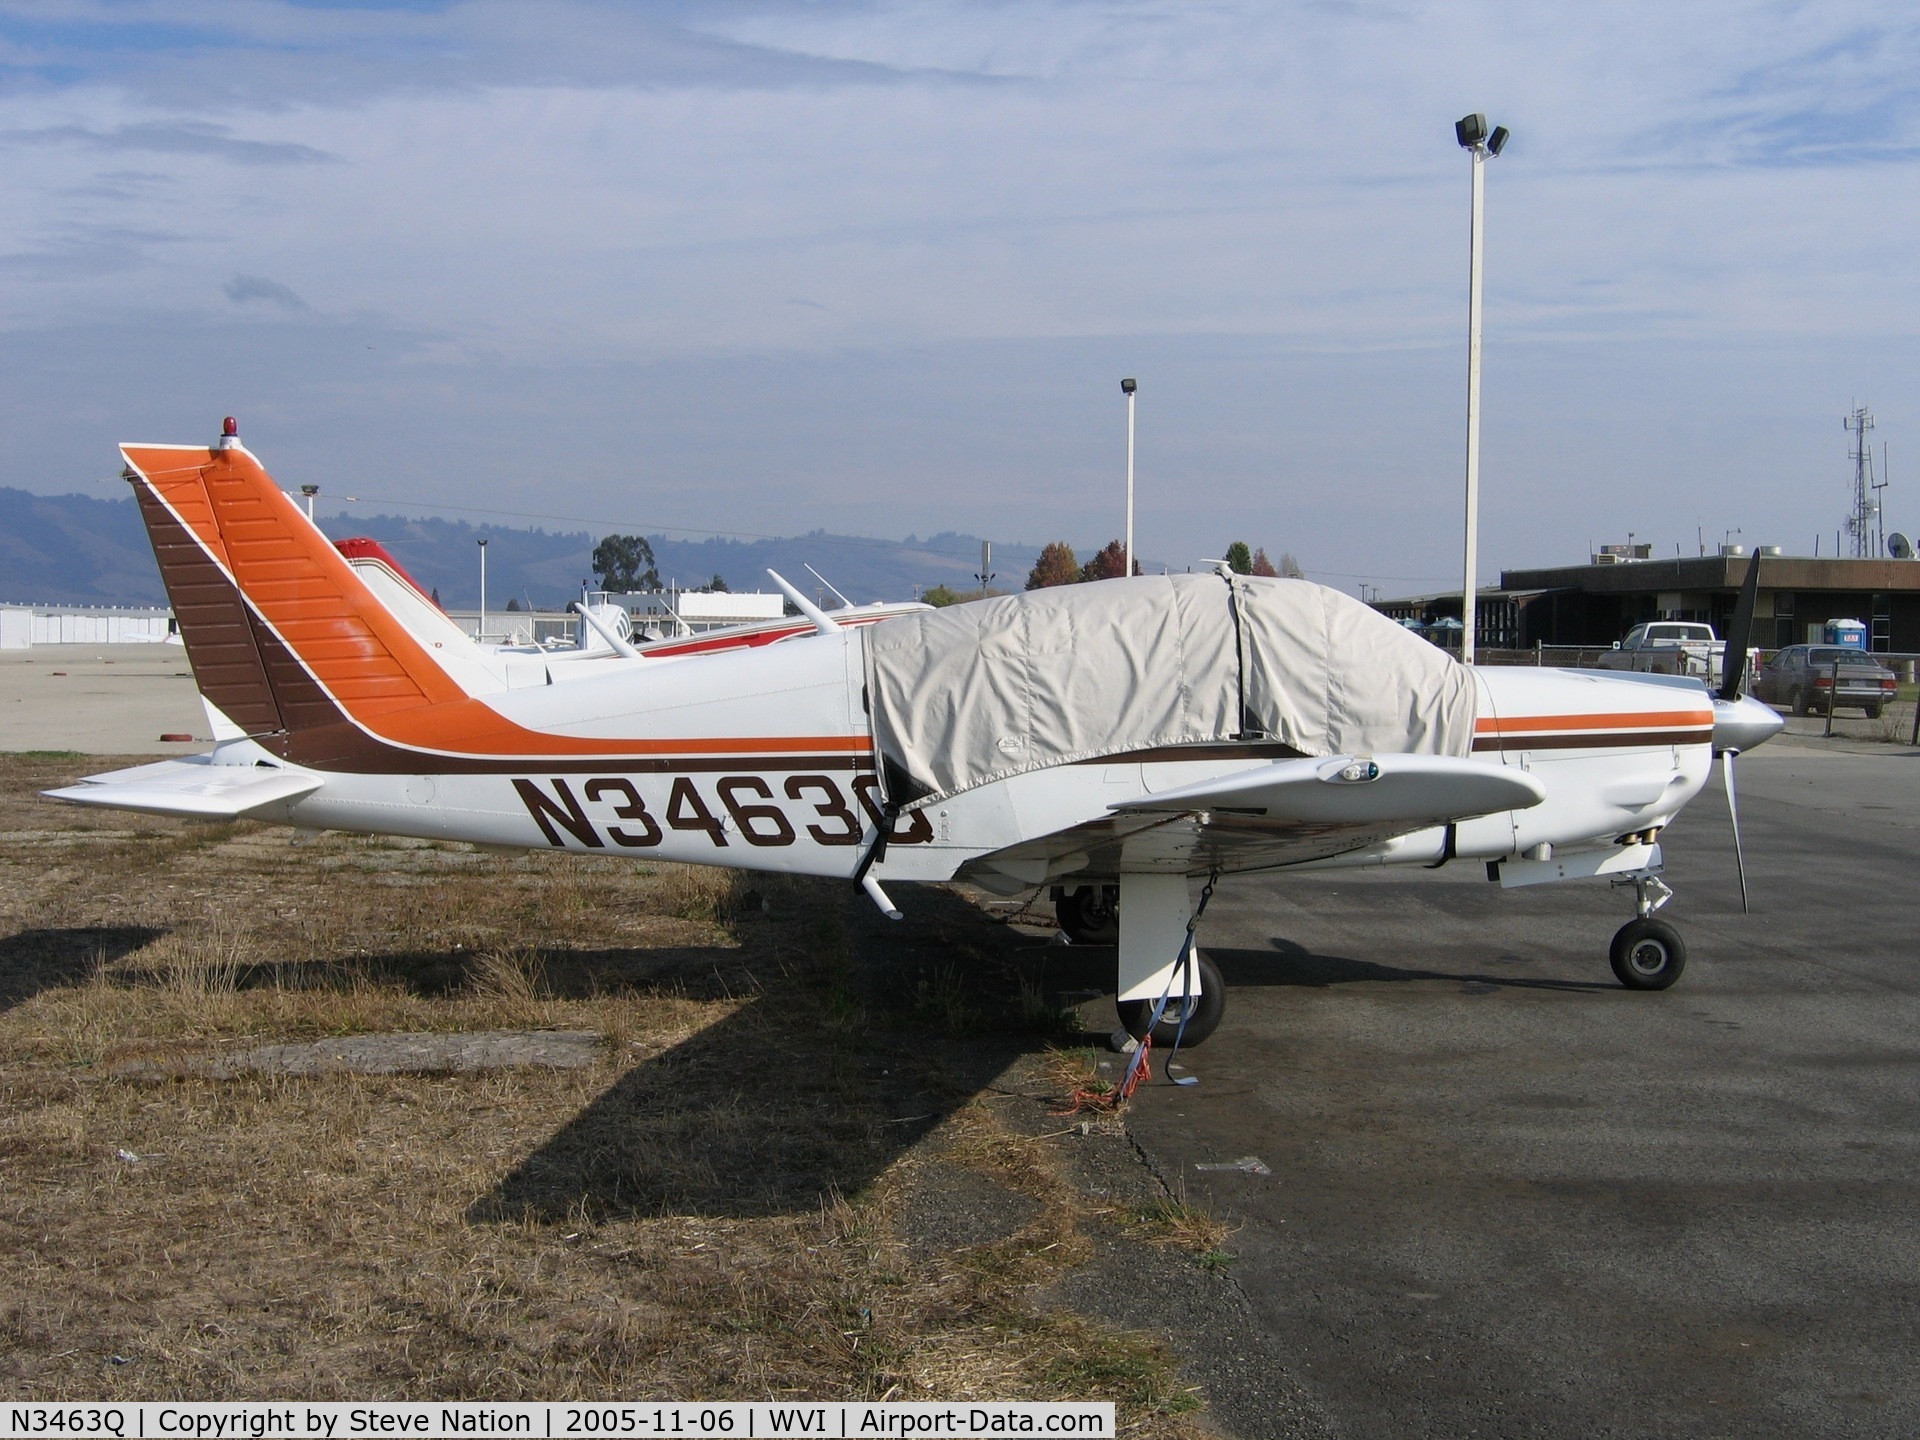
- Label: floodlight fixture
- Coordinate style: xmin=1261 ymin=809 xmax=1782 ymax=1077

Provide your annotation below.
xmin=1120 ymin=377 xmax=1137 ymax=395
xmin=1454 ymin=111 xmax=1510 ymax=661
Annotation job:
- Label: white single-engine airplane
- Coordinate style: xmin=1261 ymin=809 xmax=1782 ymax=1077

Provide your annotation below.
xmin=49 ymin=423 xmax=1784 ymax=1046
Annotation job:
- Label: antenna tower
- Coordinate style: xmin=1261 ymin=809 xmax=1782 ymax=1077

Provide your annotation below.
xmin=1844 ymin=406 xmax=1878 ymax=557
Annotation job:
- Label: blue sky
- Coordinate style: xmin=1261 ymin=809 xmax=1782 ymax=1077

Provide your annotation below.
xmin=2 ymin=1 xmax=1917 ymax=593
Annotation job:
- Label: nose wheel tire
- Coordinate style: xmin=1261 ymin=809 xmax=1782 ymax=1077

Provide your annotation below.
xmin=1117 ymin=951 xmax=1226 ymax=1047
xmin=1609 ymin=917 xmax=1687 ymax=991
xmin=1055 ymin=884 xmax=1120 ymax=945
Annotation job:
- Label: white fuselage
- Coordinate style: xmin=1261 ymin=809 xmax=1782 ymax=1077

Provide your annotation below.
xmin=214 ymin=628 xmax=1718 ymax=890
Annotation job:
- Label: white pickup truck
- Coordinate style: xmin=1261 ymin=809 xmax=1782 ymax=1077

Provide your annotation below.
xmin=1591 ymin=621 xmax=1726 ymax=678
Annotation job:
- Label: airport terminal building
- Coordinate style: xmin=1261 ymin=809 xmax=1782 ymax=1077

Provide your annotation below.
xmin=1379 ymin=551 xmax=1920 ymax=655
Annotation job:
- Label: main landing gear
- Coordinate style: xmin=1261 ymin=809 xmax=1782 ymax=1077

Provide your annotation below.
xmin=1609 ymin=872 xmax=1686 ymax=990
xmin=1117 ymin=951 xmax=1226 ymax=1047
xmin=1054 ymin=877 xmax=1227 ymax=1048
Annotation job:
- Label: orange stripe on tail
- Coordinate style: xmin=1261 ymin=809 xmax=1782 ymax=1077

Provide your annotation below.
xmin=122 ymin=443 xmax=466 ymax=717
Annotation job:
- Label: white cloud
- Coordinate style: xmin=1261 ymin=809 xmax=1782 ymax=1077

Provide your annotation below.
xmin=0 ymin=1 xmax=1916 ymax=584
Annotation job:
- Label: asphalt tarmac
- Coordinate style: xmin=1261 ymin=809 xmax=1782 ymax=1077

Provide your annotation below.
xmin=1125 ymin=735 xmax=1920 ymax=1438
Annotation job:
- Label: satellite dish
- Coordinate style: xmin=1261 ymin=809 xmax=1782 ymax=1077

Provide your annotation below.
xmin=1891 ymin=532 xmax=1914 ymax=559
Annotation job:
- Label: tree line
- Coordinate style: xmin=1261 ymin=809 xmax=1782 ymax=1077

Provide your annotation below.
xmin=1023 ymin=539 xmax=1301 ymax=590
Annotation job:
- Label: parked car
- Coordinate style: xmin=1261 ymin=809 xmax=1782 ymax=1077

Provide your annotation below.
xmin=1590 ymin=621 xmax=1726 ymax=677
xmin=1751 ymin=645 xmax=1898 ymax=718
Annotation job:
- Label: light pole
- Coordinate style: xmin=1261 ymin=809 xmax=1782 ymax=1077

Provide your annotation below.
xmin=477 ymin=538 xmax=488 ymax=643
xmin=299 ymin=484 xmax=318 ymax=521
xmin=1455 ymin=113 xmax=1508 ymax=663
xmin=1121 ymin=377 xmax=1138 ymax=577
xmin=974 ymin=540 xmax=995 ymax=592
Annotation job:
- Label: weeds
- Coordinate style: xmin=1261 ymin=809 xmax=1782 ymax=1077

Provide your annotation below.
xmin=468 ymin=944 xmax=556 ymax=1028
xmin=1017 ymin=975 xmax=1084 ymax=1037
xmin=913 ymin=965 xmax=975 ymax=1033
xmin=1038 ymin=1045 xmax=1109 ymax=1098
xmin=1036 ymin=1320 xmax=1205 ymax=1417
xmin=653 ymin=863 xmax=741 ymax=923
xmin=1129 ymin=1188 xmax=1237 ymax=1258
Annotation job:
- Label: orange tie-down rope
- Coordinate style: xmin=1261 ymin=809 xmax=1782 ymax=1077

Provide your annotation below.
xmin=1057 ymin=1033 xmax=1155 ymax=1115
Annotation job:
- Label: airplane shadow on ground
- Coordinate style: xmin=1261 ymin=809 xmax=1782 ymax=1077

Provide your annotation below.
xmin=470 ymin=884 xmax=1091 ymax=1224
xmin=1208 ymin=938 xmax=1615 ymax=994
xmin=154 ymin=942 xmax=774 ymax=1006
xmin=0 ymin=925 xmax=165 ymax=1012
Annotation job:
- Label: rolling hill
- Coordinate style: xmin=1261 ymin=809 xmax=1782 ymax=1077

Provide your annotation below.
xmin=0 ymin=487 xmax=1057 ymax=608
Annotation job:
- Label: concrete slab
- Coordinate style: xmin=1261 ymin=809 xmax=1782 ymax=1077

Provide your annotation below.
xmin=115 ymin=1029 xmax=604 ymax=1079
xmin=0 ymin=644 xmax=207 ymax=754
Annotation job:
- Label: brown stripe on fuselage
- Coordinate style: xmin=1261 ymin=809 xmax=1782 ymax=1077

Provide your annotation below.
xmin=1473 ymin=728 xmax=1711 ymax=752
xmin=1073 ymin=741 xmax=1308 ymax=765
xmin=244 ymin=613 xmax=876 ymax=773
xmin=274 ymin=714 xmax=877 ymax=775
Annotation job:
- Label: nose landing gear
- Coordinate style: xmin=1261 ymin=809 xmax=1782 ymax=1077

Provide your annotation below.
xmin=1609 ymin=872 xmax=1686 ymax=990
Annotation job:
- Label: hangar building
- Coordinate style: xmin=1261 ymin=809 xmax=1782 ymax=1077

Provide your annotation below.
xmin=1378 ymin=551 xmax=1920 ymax=655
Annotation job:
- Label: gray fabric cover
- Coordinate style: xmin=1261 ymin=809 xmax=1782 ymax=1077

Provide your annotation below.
xmin=863 ymin=573 xmax=1476 ymax=807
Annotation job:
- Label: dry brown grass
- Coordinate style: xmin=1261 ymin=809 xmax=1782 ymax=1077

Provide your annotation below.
xmin=1127 ymin=1191 xmax=1239 ymax=1262
xmin=0 ymin=755 xmax=1215 ymax=1431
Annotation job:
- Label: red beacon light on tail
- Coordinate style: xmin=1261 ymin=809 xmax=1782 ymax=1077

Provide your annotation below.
xmin=216 ymin=416 xmax=239 ymax=451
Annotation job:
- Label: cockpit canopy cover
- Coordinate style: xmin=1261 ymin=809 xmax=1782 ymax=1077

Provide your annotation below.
xmin=864 ymin=573 xmax=1477 ymax=808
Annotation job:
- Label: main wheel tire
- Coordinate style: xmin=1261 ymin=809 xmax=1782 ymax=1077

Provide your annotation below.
xmin=1055 ymin=884 xmax=1119 ymax=945
xmin=1117 ymin=951 xmax=1226 ymax=1048
xmin=1789 ymin=687 xmax=1809 ymax=716
xmin=1609 ymin=918 xmax=1687 ymax=991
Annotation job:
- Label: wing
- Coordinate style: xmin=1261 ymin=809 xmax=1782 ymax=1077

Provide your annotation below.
xmin=44 ymin=758 xmax=322 ymax=821
xmin=958 ymin=753 xmax=1546 ymax=887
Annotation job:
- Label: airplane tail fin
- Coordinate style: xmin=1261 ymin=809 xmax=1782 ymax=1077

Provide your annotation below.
xmin=121 ymin=431 xmax=469 ymax=757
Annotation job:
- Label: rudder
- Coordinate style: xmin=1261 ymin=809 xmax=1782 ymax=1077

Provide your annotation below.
xmin=122 ymin=438 xmax=468 ymax=749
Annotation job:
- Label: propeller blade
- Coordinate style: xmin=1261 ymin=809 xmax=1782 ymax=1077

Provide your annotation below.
xmin=1722 ymin=749 xmax=1749 ymax=914
xmin=1719 ymin=552 xmax=1763 ymax=700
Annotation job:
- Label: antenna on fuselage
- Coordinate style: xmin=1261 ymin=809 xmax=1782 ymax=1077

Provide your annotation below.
xmin=767 ymin=570 xmax=842 ymax=637
xmin=803 ymin=565 xmax=853 ymax=609
xmin=571 ymin=601 xmax=641 ymax=658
